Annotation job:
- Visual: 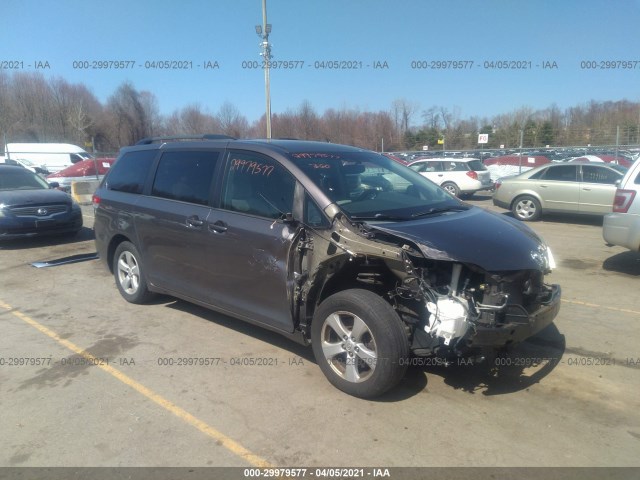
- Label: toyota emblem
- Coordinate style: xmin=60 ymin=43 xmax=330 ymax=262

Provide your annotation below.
xmin=37 ymin=208 xmax=48 ymax=216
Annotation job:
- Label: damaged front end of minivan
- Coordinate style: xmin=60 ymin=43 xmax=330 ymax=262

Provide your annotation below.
xmin=293 ymin=206 xmax=561 ymax=363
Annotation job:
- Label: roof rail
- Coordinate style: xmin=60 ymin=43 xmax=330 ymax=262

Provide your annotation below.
xmin=135 ymin=134 xmax=236 ymax=145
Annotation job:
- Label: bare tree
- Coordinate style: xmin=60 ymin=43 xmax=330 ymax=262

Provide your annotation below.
xmin=217 ymin=101 xmax=248 ymax=138
xmin=139 ymin=91 xmax=162 ymax=137
xmin=68 ymin=100 xmax=94 ymax=143
xmin=106 ymin=82 xmax=150 ymax=146
xmin=391 ymin=98 xmax=418 ymax=137
xmin=295 ymin=100 xmax=320 ymax=140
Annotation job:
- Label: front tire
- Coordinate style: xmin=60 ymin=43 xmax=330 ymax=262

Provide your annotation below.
xmin=113 ymin=241 xmax=154 ymax=304
xmin=512 ymin=195 xmax=541 ymax=221
xmin=311 ymin=289 xmax=409 ymax=398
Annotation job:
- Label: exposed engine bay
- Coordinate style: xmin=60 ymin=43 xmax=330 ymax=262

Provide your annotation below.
xmin=294 ymin=213 xmax=560 ymax=360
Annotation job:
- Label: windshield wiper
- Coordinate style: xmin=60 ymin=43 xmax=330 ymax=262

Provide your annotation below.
xmin=350 ymin=213 xmax=411 ymax=221
xmin=411 ymin=205 xmax=469 ymax=218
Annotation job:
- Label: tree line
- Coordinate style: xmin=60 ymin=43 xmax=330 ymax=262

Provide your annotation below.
xmin=1 ymin=72 xmax=638 ymax=154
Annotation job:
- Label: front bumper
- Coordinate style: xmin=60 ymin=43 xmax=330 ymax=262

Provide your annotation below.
xmin=468 ymin=284 xmax=561 ymax=348
xmin=0 ymin=211 xmax=83 ymax=240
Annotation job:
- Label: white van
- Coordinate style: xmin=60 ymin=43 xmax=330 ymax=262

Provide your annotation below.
xmin=3 ymin=143 xmax=93 ymax=173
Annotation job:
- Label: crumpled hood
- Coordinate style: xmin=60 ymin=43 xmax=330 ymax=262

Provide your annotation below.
xmin=370 ymin=206 xmax=548 ymax=271
xmin=0 ymin=189 xmax=73 ymax=207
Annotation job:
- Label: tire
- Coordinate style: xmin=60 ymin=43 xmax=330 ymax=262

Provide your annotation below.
xmin=441 ymin=182 xmax=460 ymax=197
xmin=113 ymin=241 xmax=154 ymax=304
xmin=512 ymin=195 xmax=542 ymax=221
xmin=311 ymin=289 xmax=409 ymax=398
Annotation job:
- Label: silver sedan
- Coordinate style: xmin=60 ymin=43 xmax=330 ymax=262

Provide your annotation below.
xmin=493 ymin=162 xmax=626 ymax=221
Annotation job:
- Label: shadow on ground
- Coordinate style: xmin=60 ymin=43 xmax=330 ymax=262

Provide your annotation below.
xmin=603 ymin=250 xmax=640 ymax=276
xmin=163 ymin=299 xmax=564 ymax=401
xmin=421 ymin=323 xmax=566 ymax=396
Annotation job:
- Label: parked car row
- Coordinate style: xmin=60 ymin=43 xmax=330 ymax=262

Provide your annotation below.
xmin=392 ymin=147 xmax=639 ymax=165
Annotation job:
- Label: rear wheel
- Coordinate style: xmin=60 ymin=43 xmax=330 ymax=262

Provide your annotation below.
xmin=441 ymin=182 xmax=460 ymax=197
xmin=512 ymin=195 xmax=541 ymax=221
xmin=113 ymin=241 xmax=154 ymax=304
xmin=311 ymin=289 xmax=409 ymax=398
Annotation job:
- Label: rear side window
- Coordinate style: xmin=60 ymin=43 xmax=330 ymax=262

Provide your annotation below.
xmin=635 ymin=171 xmax=640 ymax=185
xmin=443 ymin=161 xmax=466 ymax=171
xmin=106 ymin=150 xmax=156 ymax=194
xmin=151 ymin=151 xmax=219 ymax=205
xmin=413 ymin=161 xmax=441 ymax=172
xmin=468 ymin=160 xmax=487 ymax=171
xmin=581 ymin=165 xmax=621 ymax=185
xmin=541 ymin=165 xmax=578 ymax=182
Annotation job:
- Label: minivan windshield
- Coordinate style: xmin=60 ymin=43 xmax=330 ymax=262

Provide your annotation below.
xmin=292 ymin=151 xmax=464 ymax=220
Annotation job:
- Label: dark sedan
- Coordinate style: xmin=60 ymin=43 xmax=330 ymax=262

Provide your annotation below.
xmin=0 ymin=165 xmax=83 ymax=240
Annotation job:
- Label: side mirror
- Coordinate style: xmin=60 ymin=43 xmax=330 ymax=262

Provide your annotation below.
xmin=283 ymin=212 xmax=297 ymax=224
xmin=48 ymin=181 xmax=60 ymax=189
xmin=615 ymin=179 xmax=621 ymax=187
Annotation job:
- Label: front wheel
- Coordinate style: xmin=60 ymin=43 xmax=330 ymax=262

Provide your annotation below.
xmin=113 ymin=241 xmax=154 ymax=304
xmin=311 ymin=289 xmax=409 ymax=398
xmin=512 ymin=195 xmax=541 ymax=221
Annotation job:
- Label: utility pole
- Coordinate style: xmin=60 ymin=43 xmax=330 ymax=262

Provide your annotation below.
xmin=255 ymin=0 xmax=272 ymax=139
xmin=519 ymin=129 xmax=524 ymax=173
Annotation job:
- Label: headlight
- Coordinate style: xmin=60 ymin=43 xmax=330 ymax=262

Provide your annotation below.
xmin=547 ymin=247 xmax=556 ymax=270
xmin=531 ymin=244 xmax=556 ymax=272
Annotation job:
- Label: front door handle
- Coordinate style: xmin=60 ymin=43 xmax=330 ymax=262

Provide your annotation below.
xmin=209 ymin=220 xmax=228 ymax=234
xmin=186 ymin=215 xmax=204 ymax=228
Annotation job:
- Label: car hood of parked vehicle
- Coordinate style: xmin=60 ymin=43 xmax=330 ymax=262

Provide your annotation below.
xmin=368 ymin=206 xmax=549 ymax=272
xmin=0 ymin=188 xmax=73 ymax=206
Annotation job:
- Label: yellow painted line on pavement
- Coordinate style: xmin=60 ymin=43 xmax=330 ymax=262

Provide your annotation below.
xmin=0 ymin=299 xmax=273 ymax=468
xmin=563 ymin=299 xmax=640 ymax=316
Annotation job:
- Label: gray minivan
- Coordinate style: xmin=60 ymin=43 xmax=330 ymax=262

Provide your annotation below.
xmin=93 ymin=136 xmax=560 ymax=398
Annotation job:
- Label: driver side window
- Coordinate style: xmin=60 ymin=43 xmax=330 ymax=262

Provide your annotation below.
xmin=221 ymin=152 xmax=295 ymax=219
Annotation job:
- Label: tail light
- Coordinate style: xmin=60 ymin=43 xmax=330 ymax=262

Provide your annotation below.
xmin=466 ymin=171 xmax=478 ymax=180
xmin=612 ymin=189 xmax=636 ymax=213
xmin=92 ymin=194 xmax=101 ymax=206
xmin=494 ymin=180 xmax=502 ymax=190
